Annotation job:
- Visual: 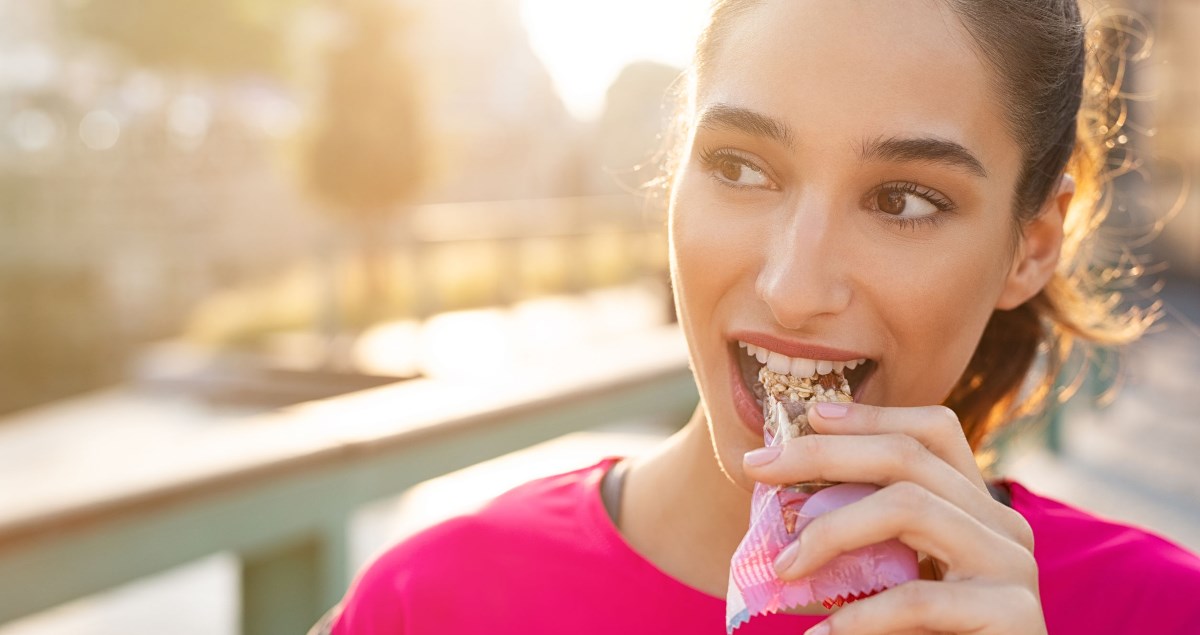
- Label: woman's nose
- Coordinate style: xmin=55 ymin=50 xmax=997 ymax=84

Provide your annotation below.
xmin=754 ymin=198 xmax=853 ymax=329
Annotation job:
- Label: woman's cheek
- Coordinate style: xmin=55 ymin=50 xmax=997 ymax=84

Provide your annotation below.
xmin=878 ymin=248 xmax=1006 ymax=405
xmin=671 ymin=190 xmax=754 ymax=291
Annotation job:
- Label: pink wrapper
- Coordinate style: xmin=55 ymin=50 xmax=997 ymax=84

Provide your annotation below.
xmin=726 ymin=401 xmax=919 ymax=632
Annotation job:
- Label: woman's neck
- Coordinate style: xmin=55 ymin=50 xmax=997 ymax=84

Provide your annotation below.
xmin=617 ymin=408 xmax=752 ymax=598
xmin=613 ymin=408 xmax=887 ymax=616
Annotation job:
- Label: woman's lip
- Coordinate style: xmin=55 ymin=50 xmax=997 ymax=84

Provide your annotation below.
xmin=729 ymin=351 xmax=765 ymax=436
xmin=728 ymin=344 xmax=877 ymax=435
xmin=730 ymin=331 xmax=870 ymax=362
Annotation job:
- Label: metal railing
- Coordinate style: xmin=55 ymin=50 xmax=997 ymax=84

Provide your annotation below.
xmin=0 ymin=327 xmax=697 ymax=634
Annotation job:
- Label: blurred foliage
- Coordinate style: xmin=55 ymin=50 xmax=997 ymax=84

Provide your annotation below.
xmin=304 ymin=1 xmax=424 ymax=215
xmin=302 ymin=0 xmax=426 ymax=335
xmin=184 ymin=232 xmax=669 ymax=352
xmin=61 ymin=0 xmax=301 ymax=76
xmin=185 ymin=263 xmax=324 ymax=350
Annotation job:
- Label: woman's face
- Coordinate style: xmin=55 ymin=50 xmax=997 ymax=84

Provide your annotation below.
xmin=670 ymin=0 xmax=1027 ymax=489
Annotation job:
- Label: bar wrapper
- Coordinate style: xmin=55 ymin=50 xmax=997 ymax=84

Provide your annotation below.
xmin=726 ymin=369 xmax=919 ymax=632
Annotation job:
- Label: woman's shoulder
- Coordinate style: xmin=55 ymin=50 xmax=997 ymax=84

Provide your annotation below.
xmin=1005 ymin=479 xmax=1200 ymax=576
xmin=367 ymin=455 xmax=618 ymax=576
xmin=404 ymin=456 xmax=617 ymax=553
xmin=1003 ymin=479 xmax=1200 ymax=632
xmin=325 ymin=457 xmax=623 ymax=634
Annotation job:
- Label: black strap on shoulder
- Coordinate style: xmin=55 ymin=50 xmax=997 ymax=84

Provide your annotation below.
xmin=601 ymin=459 xmax=630 ymax=526
xmin=986 ymin=480 xmax=1013 ymax=508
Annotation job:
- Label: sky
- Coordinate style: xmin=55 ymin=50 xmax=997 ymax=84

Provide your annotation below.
xmin=518 ymin=0 xmax=710 ymax=121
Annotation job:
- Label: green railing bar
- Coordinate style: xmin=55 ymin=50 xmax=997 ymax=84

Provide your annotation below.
xmin=0 ymin=366 xmax=697 ymax=632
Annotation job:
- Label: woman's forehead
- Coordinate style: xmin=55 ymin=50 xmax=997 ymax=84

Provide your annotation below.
xmin=694 ymin=0 xmax=1021 ymax=179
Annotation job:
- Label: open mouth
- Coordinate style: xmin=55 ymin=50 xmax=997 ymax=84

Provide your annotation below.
xmin=731 ymin=340 xmax=878 ymax=408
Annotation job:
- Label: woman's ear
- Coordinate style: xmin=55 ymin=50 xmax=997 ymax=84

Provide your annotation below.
xmin=995 ymin=174 xmax=1074 ymax=310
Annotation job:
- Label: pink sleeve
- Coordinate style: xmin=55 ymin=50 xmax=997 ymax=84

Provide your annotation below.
xmin=1119 ymin=535 xmax=1200 ymax=633
xmin=322 ymin=515 xmax=487 ymax=634
xmin=1008 ymin=481 xmax=1200 ymax=633
xmin=325 ymin=544 xmax=412 ymax=635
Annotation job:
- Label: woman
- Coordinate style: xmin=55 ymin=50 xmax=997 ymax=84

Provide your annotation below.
xmin=322 ymin=1 xmax=1200 ymax=633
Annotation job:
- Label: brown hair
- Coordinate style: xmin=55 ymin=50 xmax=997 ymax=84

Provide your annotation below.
xmin=661 ymin=0 xmax=1159 ymax=454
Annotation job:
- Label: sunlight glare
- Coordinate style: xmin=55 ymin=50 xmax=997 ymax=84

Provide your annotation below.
xmin=519 ymin=0 xmax=709 ymax=120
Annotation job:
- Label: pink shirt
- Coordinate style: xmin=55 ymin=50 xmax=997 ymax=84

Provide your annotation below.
xmin=327 ymin=457 xmax=1200 ymax=634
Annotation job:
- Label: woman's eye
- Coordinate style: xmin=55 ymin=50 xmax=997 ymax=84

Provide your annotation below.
xmin=874 ymin=188 xmax=939 ymax=218
xmin=715 ymin=158 xmax=770 ymax=187
xmin=868 ymin=182 xmax=955 ymax=222
xmin=699 ymin=148 xmax=775 ymax=189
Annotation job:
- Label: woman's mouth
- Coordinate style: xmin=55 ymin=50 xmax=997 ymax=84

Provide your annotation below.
xmin=727 ymin=339 xmax=878 ymax=433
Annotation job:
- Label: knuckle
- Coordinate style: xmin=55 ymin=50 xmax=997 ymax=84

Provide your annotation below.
xmin=1016 ymin=584 xmax=1044 ymax=613
xmin=992 ymin=503 xmax=1035 ymax=551
xmin=863 ymin=404 xmax=886 ymax=432
xmin=888 ymin=433 xmax=929 ymax=469
xmin=933 ymin=404 xmax=960 ymax=427
xmin=981 ymin=525 xmax=1039 ymax=585
xmin=1009 ymin=543 xmax=1040 ymax=583
xmin=793 ymin=433 xmax=823 ymax=461
xmin=1007 ymin=510 xmax=1036 ymax=552
xmin=784 ymin=436 xmax=826 ymax=479
xmin=886 ymin=480 xmax=930 ymax=514
xmin=996 ymin=583 xmax=1043 ymax=624
xmin=896 ymin=579 xmax=938 ymax=615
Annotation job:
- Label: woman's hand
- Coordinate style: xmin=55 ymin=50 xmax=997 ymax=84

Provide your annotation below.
xmin=741 ymin=402 xmax=1045 ymax=635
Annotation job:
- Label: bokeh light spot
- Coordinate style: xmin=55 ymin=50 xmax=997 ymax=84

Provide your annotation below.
xmin=79 ymin=110 xmax=121 ymax=150
xmin=10 ymin=108 xmax=59 ymax=152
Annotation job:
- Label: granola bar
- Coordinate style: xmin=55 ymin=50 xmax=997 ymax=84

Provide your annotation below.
xmin=758 ymin=366 xmax=851 ymax=442
xmin=727 ymin=363 xmax=919 ymax=632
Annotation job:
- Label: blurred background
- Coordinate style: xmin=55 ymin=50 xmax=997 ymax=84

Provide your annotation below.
xmin=0 ymin=0 xmax=1196 ymax=633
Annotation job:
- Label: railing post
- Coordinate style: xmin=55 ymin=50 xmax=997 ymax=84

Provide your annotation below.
xmin=240 ymin=521 xmax=348 ymax=635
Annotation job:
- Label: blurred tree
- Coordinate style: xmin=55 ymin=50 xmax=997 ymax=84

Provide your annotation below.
xmin=303 ymin=0 xmax=425 ymax=365
xmin=592 ymin=61 xmax=682 ymax=196
xmin=61 ymin=0 xmax=298 ymax=76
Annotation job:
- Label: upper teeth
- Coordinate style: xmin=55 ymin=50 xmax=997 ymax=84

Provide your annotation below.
xmin=739 ymin=341 xmax=867 ymax=376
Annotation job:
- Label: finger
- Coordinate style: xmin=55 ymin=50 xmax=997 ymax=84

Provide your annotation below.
xmin=745 ymin=433 xmax=1028 ymax=544
xmin=807 ymin=402 xmax=986 ymax=492
xmin=775 ymin=481 xmax=1037 ymax=583
xmin=819 ymin=579 xmax=1045 ymax=635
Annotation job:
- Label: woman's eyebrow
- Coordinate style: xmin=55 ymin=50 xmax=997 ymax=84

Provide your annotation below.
xmin=858 ymin=134 xmax=989 ymax=179
xmin=695 ymin=104 xmax=796 ymax=150
xmin=695 ymin=104 xmax=988 ymax=179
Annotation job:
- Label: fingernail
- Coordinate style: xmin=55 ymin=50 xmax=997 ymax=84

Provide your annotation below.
xmin=813 ymin=402 xmax=849 ymax=419
xmin=805 ymin=623 xmax=831 ymax=635
xmin=744 ymin=446 xmax=782 ymax=466
xmin=774 ymin=540 xmax=801 ymax=574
